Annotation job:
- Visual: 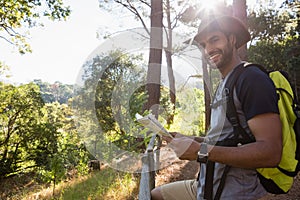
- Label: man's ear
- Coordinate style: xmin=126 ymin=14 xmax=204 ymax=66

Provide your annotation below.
xmin=228 ymin=34 xmax=237 ymax=47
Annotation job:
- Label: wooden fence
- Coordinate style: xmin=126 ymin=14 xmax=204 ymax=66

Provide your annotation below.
xmin=138 ymin=134 xmax=161 ymax=200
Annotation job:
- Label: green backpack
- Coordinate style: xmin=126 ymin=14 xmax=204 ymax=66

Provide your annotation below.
xmin=224 ymin=63 xmax=300 ymax=194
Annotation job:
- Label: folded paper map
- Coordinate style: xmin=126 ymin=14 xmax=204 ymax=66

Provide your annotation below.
xmin=135 ymin=113 xmax=173 ymax=138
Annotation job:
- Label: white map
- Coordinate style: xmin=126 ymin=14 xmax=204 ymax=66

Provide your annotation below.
xmin=135 ymin=113 xmax=173 ymax=138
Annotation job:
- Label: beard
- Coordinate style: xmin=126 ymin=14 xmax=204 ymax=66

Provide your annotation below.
xmin=207 ymin=42 xmax=234 ymax=70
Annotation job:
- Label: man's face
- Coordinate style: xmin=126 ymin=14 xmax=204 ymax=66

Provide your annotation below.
xmin=197 ymin=31 xmax=234 ymax=70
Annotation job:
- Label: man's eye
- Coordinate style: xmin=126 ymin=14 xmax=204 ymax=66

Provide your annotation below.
xmin=211 ymin=38 xmax=219 ymax=43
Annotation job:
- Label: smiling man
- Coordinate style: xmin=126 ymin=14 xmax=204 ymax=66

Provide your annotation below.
xmin=150 ymin=15 xmax=282 ymax=200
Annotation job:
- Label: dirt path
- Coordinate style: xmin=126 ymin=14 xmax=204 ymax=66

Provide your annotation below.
xmin=155 ymin=159 xmax=300 ymax=199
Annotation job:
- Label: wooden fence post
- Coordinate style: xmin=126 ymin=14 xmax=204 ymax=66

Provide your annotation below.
xmin=138 ymin=134 xmax=157 ymax=199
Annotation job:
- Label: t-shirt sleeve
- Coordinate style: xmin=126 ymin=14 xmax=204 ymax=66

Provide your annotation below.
xmin=235 ymin=66 xmax=279 ymax=121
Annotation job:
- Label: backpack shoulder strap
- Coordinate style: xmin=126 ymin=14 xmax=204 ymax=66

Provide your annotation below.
xmin=224 ymin=63 xmax=255 ymax=144
xmin=243 ymin=63 xmax=268 ymax=74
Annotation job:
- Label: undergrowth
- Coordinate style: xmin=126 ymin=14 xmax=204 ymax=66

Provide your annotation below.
xmin=0 ymin=168 xmax=139 ymax=200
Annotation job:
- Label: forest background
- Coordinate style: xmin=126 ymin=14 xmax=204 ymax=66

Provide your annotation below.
xmin=0 ymin=0 xmax=299 ymax=199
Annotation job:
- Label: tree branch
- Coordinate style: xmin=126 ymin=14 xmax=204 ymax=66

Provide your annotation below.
xmin=2 ymin=25 xmax=19 ymax=37
xmin=0 ymin=35 xmax=14 ymax=45
xmin=114 ymin=0 xmax=150 ymax=35
xmin=139 ymin=0 xmax=151 ymax=7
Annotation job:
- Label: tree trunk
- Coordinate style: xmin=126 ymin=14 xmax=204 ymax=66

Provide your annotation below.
xmin=143 ymin=0 xmax=163 ymax=118
xmin=232 ymin=0 xmax=248 ymax=61
xmin=165 ymin=0 xmax=176 ymax=125
xmin=202 ymin=59 xmax=211 ymax=131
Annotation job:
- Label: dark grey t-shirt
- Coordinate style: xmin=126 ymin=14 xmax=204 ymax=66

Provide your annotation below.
xmin=197 ymin=65 xmax=279 ymax=200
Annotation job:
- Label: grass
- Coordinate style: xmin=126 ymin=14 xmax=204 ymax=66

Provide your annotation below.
xmin=59 ymin=168 xmax=139 ymax=200
xmin=1 ymin=168 xmax=140 ymax=200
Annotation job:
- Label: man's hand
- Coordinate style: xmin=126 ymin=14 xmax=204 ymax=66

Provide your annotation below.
xmin=164 ymin=133 xmax=201 ymax=160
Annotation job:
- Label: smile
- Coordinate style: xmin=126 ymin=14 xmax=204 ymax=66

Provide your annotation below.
xmin=209 ymin=53 xmax=221 ymax=62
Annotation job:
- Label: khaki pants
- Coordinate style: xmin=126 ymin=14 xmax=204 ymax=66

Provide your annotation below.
xmin=160 ymin=179 xmax=272 ymax=200
xmin=160 ymin=179 xmax=197 ymax=200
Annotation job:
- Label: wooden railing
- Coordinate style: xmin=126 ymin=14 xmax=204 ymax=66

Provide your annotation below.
xmin=138 ymin=134 xmax=161 ymax=200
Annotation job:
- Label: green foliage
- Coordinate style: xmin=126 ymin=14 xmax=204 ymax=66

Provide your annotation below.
xmin=248 ymin=39 xmax=287 ymax=70
xmin=0 ymin=0 xmax=71 ymax=54
xmin=0 ymin=83 xmax=44 ymax=177
xmin=248 ymin=8 xmax=291 ymax=42
xmin=169 ymin=87 xmax=206 ymax=136
xmin=99 ymin=58 xmax=147 ymax=152
xmin=248 ymin=36 xmax=300 ymax=71
xmin=33 ymin=79 xmax=74 ymax=104
xmin=35 ymin=102 xmax=89 ymax=187
xmin=74 ymin=50 xmax=148 ymax=158
xmin=248 ymin=4 xmax=300 ymax=100
xmin=0 ymin=81 xmax=89 ymax=184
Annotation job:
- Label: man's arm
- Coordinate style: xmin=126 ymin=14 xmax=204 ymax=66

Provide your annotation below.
xmin=165 ymin=112 xmax=282 ymax=169
xmin=208 ymin=113 xmax=282 ymax=168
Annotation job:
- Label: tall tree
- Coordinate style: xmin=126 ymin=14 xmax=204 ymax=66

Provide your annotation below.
xmin=73 ymin=50 xmax=148 ymax=161
xmin=0 ymin=83 xmax=44 ymax=177
xmin=98 ymin=0 xmax=194 ymax=124
xmin=143 ymin=0 xmax=163 ymax=117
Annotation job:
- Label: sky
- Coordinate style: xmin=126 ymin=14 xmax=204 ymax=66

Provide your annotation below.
xmin=0 ymin=0 xmax=283 ymax=85
xmin=0 ymin=0 xmax=138 ymax=85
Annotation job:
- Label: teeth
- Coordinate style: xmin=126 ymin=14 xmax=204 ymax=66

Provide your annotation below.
xmin=210 ymin=54 xmax=219 ymax=60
